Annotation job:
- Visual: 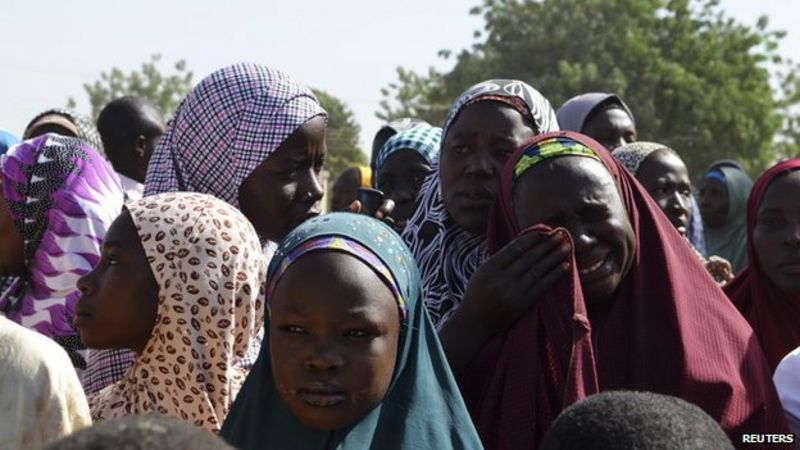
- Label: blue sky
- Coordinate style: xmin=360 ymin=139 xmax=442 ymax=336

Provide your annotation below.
xmin=1 ymin=0 xmax=797 ymax=151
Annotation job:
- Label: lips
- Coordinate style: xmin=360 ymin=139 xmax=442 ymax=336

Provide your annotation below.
xmin=72 ymin=311 xmax=91 ymax=328
xmin=455 ymin=189 xmax=495 ymax=208
xmin=577 ymin=253 xmax=612 ymax=280
xmin=778 ymin=261 xmax=800 ymax=274
xmin=291 ymin=210 xmax=320 ymax=226
xmin=297 ymin=389 xmax=347 ymax=407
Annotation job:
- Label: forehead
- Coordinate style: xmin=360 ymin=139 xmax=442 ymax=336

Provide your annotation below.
xmin=587 ymin=108 xmax=633 ymax=129
xmin=380 ymin=150 xmax=428 ymax=172
xmin=700 ymin=177 xmax=726 ymax=191
xmin=271 ymin=251 xmax=398 ymax=318
xmin=759 ymin=170 xmax=800 ymax=210
xmin=513 ymin=156 xmax=618 ymax=204
xmin=447 ymin=101 xmax=530 ymax=136
xmin=106 ymin=210 xmax=142 ymax=245
xmin=637 ymin=150 xmax=689 ymax=180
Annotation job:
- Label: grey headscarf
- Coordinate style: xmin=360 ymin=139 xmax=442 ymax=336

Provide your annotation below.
xmin=556 ymin=92 xmax=635 ymax=132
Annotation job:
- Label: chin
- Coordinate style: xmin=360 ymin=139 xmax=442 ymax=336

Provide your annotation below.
xmin=291 ymin=407 xmax=351 ymax=431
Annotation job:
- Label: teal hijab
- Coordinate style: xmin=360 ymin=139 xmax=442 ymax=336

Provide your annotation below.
xmin=703 ymin=166 xmax=753 ymax=274
xmin=220 ymin=213 xmax=483 ymax=450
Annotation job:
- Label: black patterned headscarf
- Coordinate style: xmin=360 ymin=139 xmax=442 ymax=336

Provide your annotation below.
xmin=401 ymin=79 xmax=559 ymax=326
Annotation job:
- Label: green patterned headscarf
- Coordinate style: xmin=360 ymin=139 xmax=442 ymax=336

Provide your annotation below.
xmin=220 ymin=213 xmax=483 ymax=450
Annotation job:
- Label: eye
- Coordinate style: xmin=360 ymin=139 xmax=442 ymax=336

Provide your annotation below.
xmin=759 ymin=216 xmax=786 ymax=228
xmin=280 ymin=324 xmax=307 ymax=334
xmin=344 ymin=329 xmax=369 ymax=338
xmin=449 ymin=145 xmax=469 ymax=155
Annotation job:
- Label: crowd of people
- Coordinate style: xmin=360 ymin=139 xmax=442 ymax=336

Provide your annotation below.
xmin=0 ymin=62 xmax=798 ymax=449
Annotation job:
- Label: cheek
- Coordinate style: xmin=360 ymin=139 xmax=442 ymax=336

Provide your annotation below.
xmin=752 ymin=227 xmax=777 ymax=264
xmin=351 ymin=337 xmax=398 ymax=405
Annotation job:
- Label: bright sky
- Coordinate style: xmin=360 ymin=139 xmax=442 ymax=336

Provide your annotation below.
xmin=1 ymin=0 xmax=797 ymax=152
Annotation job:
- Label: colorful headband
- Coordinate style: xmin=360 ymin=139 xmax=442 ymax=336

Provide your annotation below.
xmin=357 ymin=165 xmax=372 ymax=188
xmin=704 ymin=170 xmax=726 ymax=183
xmin=514 ymin=136 xmax=600 ymax=181
xmin=267 ymin=235 xmax=407 ymax=321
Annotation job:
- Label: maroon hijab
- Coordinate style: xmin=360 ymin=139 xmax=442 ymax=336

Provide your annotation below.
xmin=724 ymin=159 xmax=800 ymax=372
xmin=460 ymin=131 xmax=787 ymax=449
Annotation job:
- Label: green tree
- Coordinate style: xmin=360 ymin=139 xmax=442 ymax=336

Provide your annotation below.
xmin=379 ymin=0 xmax=797 ymax=176
xmin=68 ymin=54 xmax=193 ymax=120
xmin=313 ymin=88 xmax=367 ymax=182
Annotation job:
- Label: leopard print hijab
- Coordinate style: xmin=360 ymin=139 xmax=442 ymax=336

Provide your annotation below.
xmin=88 ymin=193 xmax=267 ymax=433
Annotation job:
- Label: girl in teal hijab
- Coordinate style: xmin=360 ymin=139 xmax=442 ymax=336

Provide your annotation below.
xmin=220 ymin=213 xmax=483 ymax=450
xmin=699 ymin=163 xmax=753 ymax=274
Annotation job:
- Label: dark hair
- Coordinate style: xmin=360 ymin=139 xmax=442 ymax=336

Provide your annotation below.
xmin=96 ymin=96 xmax=164 ymax=160
xmin=45 ymin=414 xmax=234 ymax=450
xmin=540 ymin=391 xmax=734 ymax=450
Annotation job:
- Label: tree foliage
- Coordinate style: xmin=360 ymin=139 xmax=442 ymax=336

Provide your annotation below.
xmin=379 ymin=0 xmax=797 ymax=176
xmin=312 ymin=88 xmax=367 ymax=182
xmin=68 ymin=54 xmax=193 ymax=120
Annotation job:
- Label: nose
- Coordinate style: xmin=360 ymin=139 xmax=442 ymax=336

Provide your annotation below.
xmin=76 ymin=268 xmax=96 ymax=295
xmin=393 ymin=187 xmax=414 ymax=205
xmin=305 ymin=339 xmax=344 ymax=372
xmin=463 ymin=151 xmax=494 ymax=177
xmin=300 ymin=169 xmax=325 ymax=203
xmin=785 ymin=222 xmax=800 ymax=247
xmin=669 ymin=191 xmax=688 ymax=215
xmin=569 ymin=224 xmax=597 ymax=257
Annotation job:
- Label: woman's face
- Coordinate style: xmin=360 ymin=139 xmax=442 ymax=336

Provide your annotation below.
xmin=635 ymin=150 xmax=693 ymax=235
xmin=75 ymin=210 xmax=159 ymax=353
xmin=699 ymin=177 xmax=729 ymax=229
xmin=582 ymin=108 xmax=636 ymax=152
xmin=269 ymin=251 xmax=400 ymax=431
xmin=752 ymin=170 xmax=800 ymax=296
xmin=238 ymin=116 xmax=327 ymax=242
xmin=377 ymin=150 xmax=432 ymax=230
xmin=514 ymin=157 xmax=636 ymax=305
xmin=0 ymin=176 xmax=25 ymax=276
xmin=440 ymin=101 xmax=536 ymax=235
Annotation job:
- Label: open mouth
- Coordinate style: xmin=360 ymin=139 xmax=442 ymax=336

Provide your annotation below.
xmin=297 ymin=390 xmax=347 ymax=408
xmin=578 ymin=254 xmax=609 ymax=278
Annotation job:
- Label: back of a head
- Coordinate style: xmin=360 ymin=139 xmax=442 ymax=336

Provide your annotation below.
xmin=540 ymin=391 xmax=733 ymax=450
xmin=97 ymin=96 xmax=165 ymax=159
xmin=44 ymin=414 xmax=234 ymax=450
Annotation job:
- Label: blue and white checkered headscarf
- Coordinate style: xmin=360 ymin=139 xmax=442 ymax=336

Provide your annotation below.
xmin=144 ymin=63 xmax=327 ymax=208
xmin=373 ymin=124 xmax=441 ymax=187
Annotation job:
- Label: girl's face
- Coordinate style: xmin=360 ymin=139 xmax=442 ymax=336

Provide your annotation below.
xmin=238 ymin=115 xmax=327 ymax=243
xmin=752 ymin=170 xmax=800 ymax=295
xmin=75 ymin=210 xmax=159 ymax=354
xmin=440 ymin=101 xmax=536 ymax=235
xmin=269 ymin=251 xmax=400 ymax=430
xmin=376 ymin=150 xmax=432 ymax=230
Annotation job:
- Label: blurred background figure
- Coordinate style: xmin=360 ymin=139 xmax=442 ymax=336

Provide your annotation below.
xmin=97 ymin=97 xmax=166 ymax=201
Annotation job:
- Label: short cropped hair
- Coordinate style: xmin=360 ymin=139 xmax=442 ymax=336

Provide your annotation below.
xmin=540 ymin=391 xmax=733 ymax=450
xmin=45 ymin=414 xmax=234 ymax=450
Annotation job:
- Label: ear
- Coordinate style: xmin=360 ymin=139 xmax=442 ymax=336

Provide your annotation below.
xmin=134 ymin=135 xmax=147 ymax=158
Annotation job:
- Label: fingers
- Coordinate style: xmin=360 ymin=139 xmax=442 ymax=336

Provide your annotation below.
xmin=505 ymin=232 xmax=570 ymax=278
xmin=491 ymin=229 xmax=553 ymax=269
xmin=516 ymin=260 xmax=571 ymax=306
xmin=375 ymin=199 xmax=395 ymax=220
xmin=346 ymin=200 xmax=362 ymax=213
xmin=508 ymin=240 xmax=570 ymax=294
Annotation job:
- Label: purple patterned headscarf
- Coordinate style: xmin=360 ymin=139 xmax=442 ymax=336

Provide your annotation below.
xmin=144 ymin=63 xmax=327 ymax=207
xmin=0 ymin=134 xmax=123 ymax=367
